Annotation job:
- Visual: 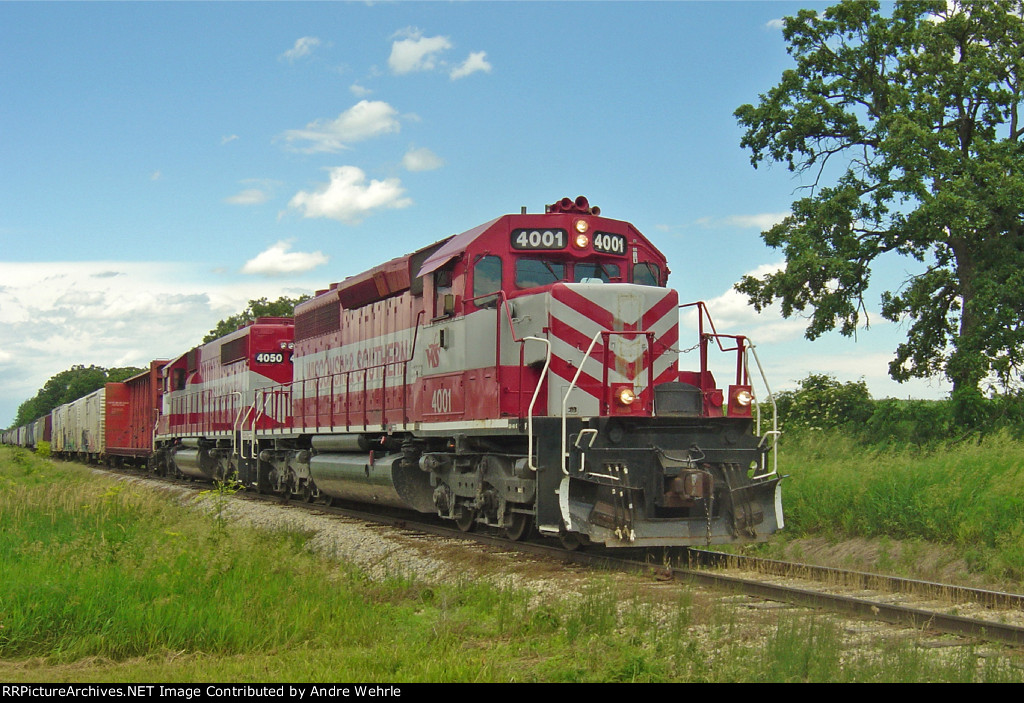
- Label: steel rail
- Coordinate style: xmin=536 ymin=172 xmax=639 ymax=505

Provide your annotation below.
xmin=658 ymin=561 xmax=1024 ymax=647
xmin=688 ymin=548 xmax=1024 ymax=611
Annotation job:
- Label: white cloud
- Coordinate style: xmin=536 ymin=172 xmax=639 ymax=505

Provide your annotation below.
xmin=691 ymin=212 xmax=789 ymax=230
xmin=765 ymin=19 xmax=785 ymax=30
xmin=221 ymin=134 xmax=239 ymax=145
xmin=388 ymin=28 xmax=452 ymax=74
xmin=225 ymin=179 xmax=279 ymax=206
xmin=241 ymin=240 xmax=329 ymax=276
xmin=281 ymin=100 xmax=401 ymax=153
xmin=402 ymin=146 xmax=444 ymax=172
xmin=150 ymin=170 xmax=162 ymax=181
xmin=350 ymin=83 xmax=372 ymax=97
xmin=722 ymin=212 xmax=790 ymax=230
xmin=225 ymin=188 xmax=270 ymax=206
xmin=450 ymin=51 xmax=492 ymax=79
xmin=680 ymin=263 xmax=806 ymax=345
xmin=0 ymin=262 xmax=316 ymax=425
xmin=280 ymin=36 xmax=321 ymax=62
xmin=288 ymin=166 xmax=412 ymax=224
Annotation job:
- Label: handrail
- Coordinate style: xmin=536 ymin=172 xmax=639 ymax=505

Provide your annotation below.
xmin=561 ymin=331 xmax=603 ymax=475
xmin=231 ymin=391 xmax=246 ymax=458
xmin=559 ymin=328 xmax=658 ymax=474
xmin=682 ymin=300 xmax=780 ymax=479
xmin=523 ymin=336 xmax=551 ymax=471
xmin=744 ymin=341 xmax=780 ymax=479
xmin=292 ymin=310 xmax=424 ymax=432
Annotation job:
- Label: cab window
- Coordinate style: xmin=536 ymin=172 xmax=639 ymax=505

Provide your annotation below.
xmin=633 ymin=262 xmax=661 ymax=286
xmin=433 ymin=263 xmax=455 ymax=318
xmin=473 ymin=255 xmax=502 ymax=306
xmin=515 ymin=258 xmax=565 ymax=288
xmin=574 ymin=262 xmax=620 ymax=283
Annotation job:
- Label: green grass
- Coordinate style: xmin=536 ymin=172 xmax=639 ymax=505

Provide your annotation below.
xmin=1 ymin=446 xmax=1022 ymax=682
xmin=774 ymin=428 xmax=1024 ymax=579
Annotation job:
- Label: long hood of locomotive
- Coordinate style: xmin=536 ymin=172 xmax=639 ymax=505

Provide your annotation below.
xmin=287 ymin=282 xmax=681 ymax=430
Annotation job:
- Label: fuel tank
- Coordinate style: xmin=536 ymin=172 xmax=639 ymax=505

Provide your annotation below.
xmin=309 ymin=452 xmax=435 ymax=512
xmin=172 ymin=447 xmax=217 ymax=480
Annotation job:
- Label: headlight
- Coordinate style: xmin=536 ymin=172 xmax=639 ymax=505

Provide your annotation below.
xmin=573 ymin=232 xmax=590 ymax=249
xmin=574 ymin=218 xmax=589 ymax=234
xmin=735 ymin=389 xmax=753 ymax=406
xmin=617 ymin=387 xmax=637 ymax=406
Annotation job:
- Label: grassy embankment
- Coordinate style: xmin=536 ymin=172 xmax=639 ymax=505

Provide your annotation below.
xmin=771 ymin=429 xmax=1024 ymax=582
xmin=0 ymin=446 xmax=1022 ymax=682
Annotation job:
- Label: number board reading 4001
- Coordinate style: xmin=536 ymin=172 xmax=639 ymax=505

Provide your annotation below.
xmin=511 ymin=228 xmax=567 ymax=250
xmin=593 ymin=232 xmax=627 ymax=255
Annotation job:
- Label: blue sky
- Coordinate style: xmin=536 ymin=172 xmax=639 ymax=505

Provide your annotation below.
xmin=0 ymin=1 xmax=950 ymax=427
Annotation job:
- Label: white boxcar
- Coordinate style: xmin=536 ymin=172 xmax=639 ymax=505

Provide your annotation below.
xmin=52 ymin=388 xmax=106 ymax=460
xmin=52 ymin=403 xmax=74 ymax=454
xmin=79 ymin=388 xmax=105 ymax=458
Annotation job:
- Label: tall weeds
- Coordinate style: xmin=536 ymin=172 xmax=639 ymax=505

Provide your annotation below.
xmin=778 ymin=429 xmax=1024 ymax=578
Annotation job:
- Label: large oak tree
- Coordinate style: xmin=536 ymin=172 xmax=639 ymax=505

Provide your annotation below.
xmin=735 ymin=0 xmax=1024 ymax=420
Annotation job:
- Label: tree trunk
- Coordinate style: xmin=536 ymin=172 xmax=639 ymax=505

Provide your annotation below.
xmin=949 ymin=239 xmax=986 ymax=427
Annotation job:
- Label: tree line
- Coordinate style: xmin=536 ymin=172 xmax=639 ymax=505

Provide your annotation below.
xmin=12 ymin=365 xmax=146 ymax=428
xmin=772 ymin=373 xmax=1024 ymax=447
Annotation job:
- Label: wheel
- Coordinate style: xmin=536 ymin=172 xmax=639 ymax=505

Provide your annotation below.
xmin=559 ymin=528 xmax=590 ymax=551
xmin=504 ymin=513 xmax=533 ymax=541
xmin=302 ymin=481 xmax=315 ymax=503
xmin=455 ymin=506 xmax=477 ymax=532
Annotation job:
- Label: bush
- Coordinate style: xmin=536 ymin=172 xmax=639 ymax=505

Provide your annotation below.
xmin=776 ymin=375 xmax=1024 ymax=448
xmin=861 ymin=399 xmax=953 ymax=447
xmin=775 ymin=374 xmax=873 ymax=432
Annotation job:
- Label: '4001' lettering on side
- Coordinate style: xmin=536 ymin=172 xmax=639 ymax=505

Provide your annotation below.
xmin=430 ymin=388 xmax=452 ymax=414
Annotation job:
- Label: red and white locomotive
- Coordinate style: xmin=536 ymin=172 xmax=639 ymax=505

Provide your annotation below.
xmin=7 ymin=196 xmax=783 ymax=548
xmin=152 ymin=196 xmax=782 ymax=548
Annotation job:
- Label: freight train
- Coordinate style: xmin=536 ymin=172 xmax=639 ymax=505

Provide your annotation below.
xmin=3 ymin=196 xmax=783 ymax=549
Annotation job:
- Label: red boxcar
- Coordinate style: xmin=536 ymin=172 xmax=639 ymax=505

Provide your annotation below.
xmin=105 ymin=360 xmax=168 ymax=466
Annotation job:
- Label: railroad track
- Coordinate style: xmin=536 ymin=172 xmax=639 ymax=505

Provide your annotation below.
xmin=675 ymin=550 xmax=1024 ymax=647
xmin=246 ymin=490 xmax=1024 ymax=648
xmin=108 ymin=464 xmax=1024 ymax=648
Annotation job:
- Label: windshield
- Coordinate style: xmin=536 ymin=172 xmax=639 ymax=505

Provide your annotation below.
xmin=574 ymin=262 xmax=619 ymax=283
xmin=515 ymin=258 xmax=565 ymax=288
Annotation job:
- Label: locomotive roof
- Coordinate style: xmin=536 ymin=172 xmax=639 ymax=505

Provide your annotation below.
xmin=417 ymin=217 xmax=501 ymax=277
xmin=310 ymin=203 xmax=666 ymax=311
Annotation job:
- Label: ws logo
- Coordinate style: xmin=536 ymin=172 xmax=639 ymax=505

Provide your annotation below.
xmin=425 ymin=343 xmax=441 ymax=368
